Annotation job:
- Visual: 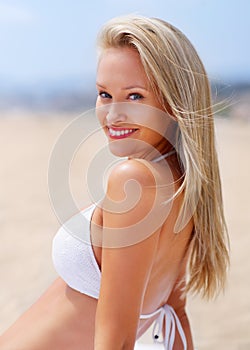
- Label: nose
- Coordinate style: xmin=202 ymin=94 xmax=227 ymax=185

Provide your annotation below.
xmin=106 ymin=103 xmax=127 ymax=126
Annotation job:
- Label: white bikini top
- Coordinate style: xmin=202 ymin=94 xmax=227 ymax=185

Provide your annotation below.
xmin=52 ymin=204 xmax=100 ymax=298
xmin=52 ymin=151 xmax=187 ymax=349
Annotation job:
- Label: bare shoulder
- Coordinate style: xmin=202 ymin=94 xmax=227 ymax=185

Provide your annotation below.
xmin=105 ymin=157 xmax=176 ymax=200
xmin=107 ymin=158 xmax=157 ymax=189
xmin=102 ymin=159 xmax=171 ymax=244
xmin=104 ymin=158 xmax=160 ymax=216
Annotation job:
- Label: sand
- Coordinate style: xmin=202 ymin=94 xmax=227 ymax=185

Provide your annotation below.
xmin=0 ymin=110 xmax=249 ymax=350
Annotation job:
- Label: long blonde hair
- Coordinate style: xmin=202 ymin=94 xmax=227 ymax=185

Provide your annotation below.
xmin=97 ymin=14 xmax=230 ymax=299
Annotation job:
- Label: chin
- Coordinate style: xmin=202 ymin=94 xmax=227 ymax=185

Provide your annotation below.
xmin=107 ymin=139 xmax=135 ymax=158
xmin=108 ymin=138 xmax=154 ymax=159
xmin=108 ymin=143 xmax=132 ymax=158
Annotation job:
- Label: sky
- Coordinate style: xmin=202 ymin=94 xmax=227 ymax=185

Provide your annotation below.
xmin=0 ymin=0 xmax=249 ymax=90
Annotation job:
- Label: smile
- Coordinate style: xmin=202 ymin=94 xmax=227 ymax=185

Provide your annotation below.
xmin=108 ymin=127 xmax=138 ymax=139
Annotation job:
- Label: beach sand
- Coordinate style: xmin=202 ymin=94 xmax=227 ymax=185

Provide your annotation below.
xmin=0 ymin=110 xmax=249 ymax=349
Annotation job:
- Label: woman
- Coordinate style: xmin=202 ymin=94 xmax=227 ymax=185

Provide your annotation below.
xmin=0 ymin=15 xmax=229 ymax=350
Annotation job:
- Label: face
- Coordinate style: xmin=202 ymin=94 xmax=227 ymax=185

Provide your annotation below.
xmin=96 ymin=47 xmax=172 ymax=159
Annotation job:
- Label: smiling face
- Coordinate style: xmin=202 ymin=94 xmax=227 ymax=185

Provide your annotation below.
xmin=96 ymin=47 xmax=173 ymax=159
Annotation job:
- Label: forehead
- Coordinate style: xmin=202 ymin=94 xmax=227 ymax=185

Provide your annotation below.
xmin=96 ymin=47 xmax=148 ymax=86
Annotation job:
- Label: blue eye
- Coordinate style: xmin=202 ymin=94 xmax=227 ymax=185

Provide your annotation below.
xmin=99 ymin=91 xmax=112 ymax=99
xmin=129 ymin=93 xmax=143 ymax=101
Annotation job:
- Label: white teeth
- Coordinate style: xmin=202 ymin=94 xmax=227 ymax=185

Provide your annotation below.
xmin=109 ymin=128 xmax=135 ymax=137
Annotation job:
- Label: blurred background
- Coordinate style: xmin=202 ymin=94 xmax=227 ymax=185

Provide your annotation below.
xmin=0 ymin=0 xmax=250 ymax=113
xmin=0 ymin=1 xmax=249 ymax=349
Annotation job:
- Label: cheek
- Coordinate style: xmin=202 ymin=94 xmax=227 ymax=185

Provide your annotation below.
xmin=96 ymin=103 xmax=107 ymax=126
xmin=141 ymin=127 xmax=166 ymax=144
xmin=136 ymin=108 xmax=169 ymax=135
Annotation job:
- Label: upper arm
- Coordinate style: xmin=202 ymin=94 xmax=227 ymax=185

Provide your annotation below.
xmin=95 ymin=160 xmax=169 ymax=344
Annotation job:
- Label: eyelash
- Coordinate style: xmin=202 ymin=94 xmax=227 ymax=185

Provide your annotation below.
xmin=129 ymin=93 xmax=143 ymax=101
xmin=99 ymin=91 xmax=111 ymax=99
xmin=98 ymin=91 xmax=144 ymax=101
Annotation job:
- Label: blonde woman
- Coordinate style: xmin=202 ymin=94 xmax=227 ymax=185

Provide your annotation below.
xmin=0 ymin=15 xmax=229 ymax=350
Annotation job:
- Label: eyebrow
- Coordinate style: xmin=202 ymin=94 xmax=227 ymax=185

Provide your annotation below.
xmin=122 ymin=85 xmax=148 ymax=91
xmin=96 ymin=82 xmax=148 ymax=91
xmin=96 ymin=83 xmax=106 ymax=88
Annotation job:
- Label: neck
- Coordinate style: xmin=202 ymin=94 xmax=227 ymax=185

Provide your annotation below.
xmin=152 ymin=149 xmax=176 ymax=163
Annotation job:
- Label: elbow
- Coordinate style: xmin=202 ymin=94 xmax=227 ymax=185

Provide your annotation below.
xmin=95 ymin=329 xmax=137 ymax=350
xmin=112 ymin=334 xmax=137 ymax=350
xmin=95 ymin=338 xmax=135 ymax=350
xmin=121 ymin=339 xmax=137 ymax=350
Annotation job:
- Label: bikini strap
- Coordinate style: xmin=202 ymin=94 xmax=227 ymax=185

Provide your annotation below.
xmin=152 ymin=149 xmax=176 ymax=163
xmin=152 ymin=305 xmax=187 ymax=350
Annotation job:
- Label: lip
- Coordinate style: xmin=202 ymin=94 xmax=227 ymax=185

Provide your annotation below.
xmin=107 ymin=126 xmax=138 ymax=139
